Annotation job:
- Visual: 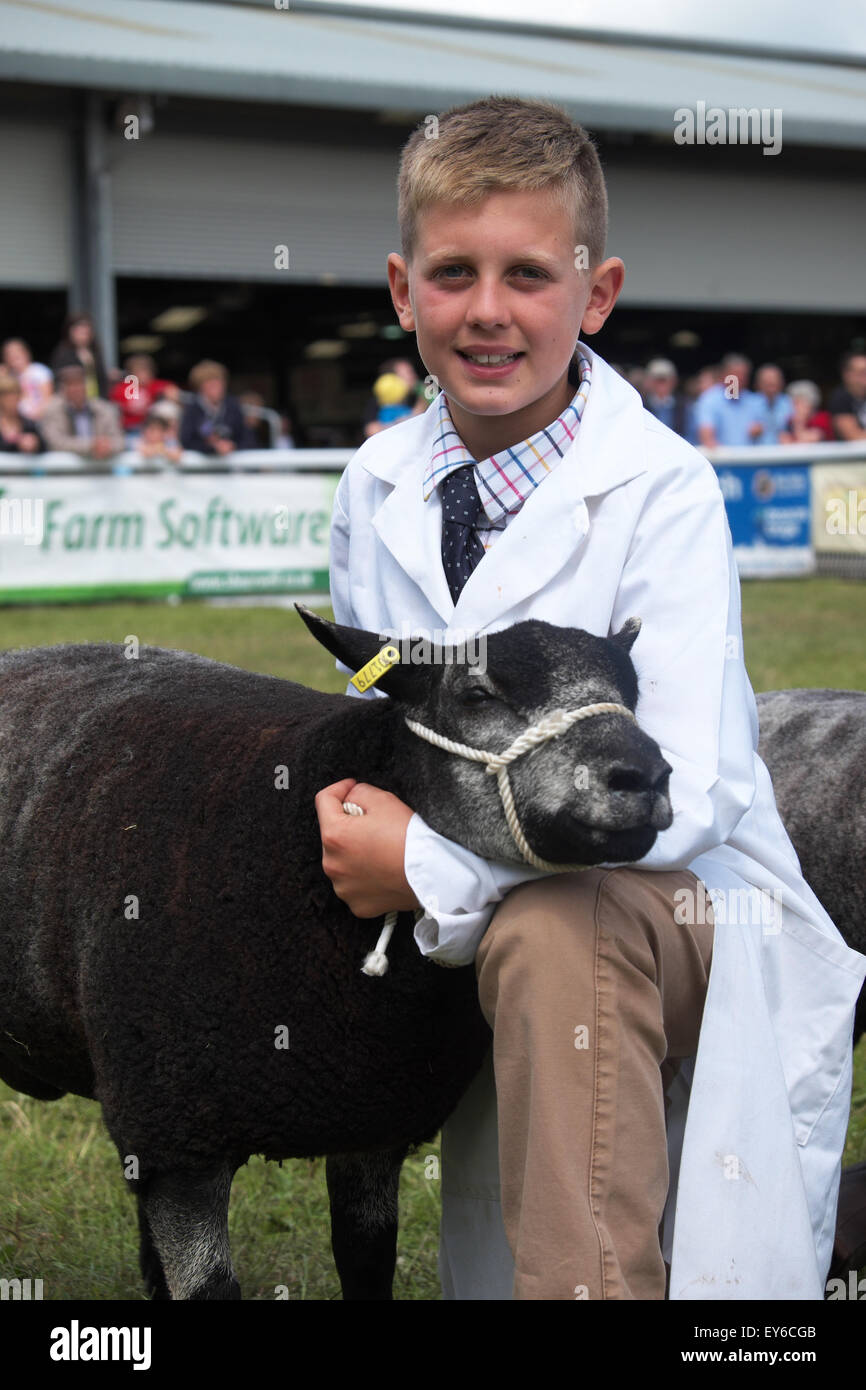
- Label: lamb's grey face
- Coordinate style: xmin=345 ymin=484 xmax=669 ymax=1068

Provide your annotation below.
xmin=403 ymin=623 xmax=672 ymax=868
xmin=295 ymin=604 xmax=672 ymax=869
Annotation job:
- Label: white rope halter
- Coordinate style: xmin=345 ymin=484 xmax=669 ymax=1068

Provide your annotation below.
xmin=405 ymin=702 xmax=637 ymax=873
xmin=345 ymin=700 xmax=636 ymax=976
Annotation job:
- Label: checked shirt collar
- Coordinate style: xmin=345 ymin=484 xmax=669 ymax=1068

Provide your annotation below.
xmin=422 ymin=352 xmax=592 ymax=542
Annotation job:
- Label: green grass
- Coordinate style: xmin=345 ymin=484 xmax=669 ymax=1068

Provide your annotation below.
xmin=0 ymin=600 xmax=347 ymax=695
xmin=738 ymin=577 xmax=866 ymax=692
xmin=0 ymin=577 xmax=864 ymax=1299
xmin=1 ymin=575 xmax=863 ymax=693
xmin=0 ymin=1096 xmax=442 ymax=1301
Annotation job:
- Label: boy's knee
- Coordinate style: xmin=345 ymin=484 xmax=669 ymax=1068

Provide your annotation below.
xmin=595 ymin=868 xmax=714 ymax=979
xmin=475 ymin=866 xmax=710 ymax=986
xmin=476 ymin=868 xmax=610 ymax=981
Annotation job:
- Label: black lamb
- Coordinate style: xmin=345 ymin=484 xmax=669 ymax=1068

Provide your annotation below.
xmin=0 ymin=607 xmax=674 ymax=1299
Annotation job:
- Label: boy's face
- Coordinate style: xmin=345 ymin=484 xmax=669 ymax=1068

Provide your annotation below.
xmin=387 ymin=188 xmax=624 ymax=460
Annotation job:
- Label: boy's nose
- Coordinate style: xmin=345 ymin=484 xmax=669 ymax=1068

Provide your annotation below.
xmin=464 ymin=280 xmax=511 ymax=324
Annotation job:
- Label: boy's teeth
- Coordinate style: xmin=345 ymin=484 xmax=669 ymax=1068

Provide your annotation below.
xmin=464 ymin=352 xmax=519 ymax=363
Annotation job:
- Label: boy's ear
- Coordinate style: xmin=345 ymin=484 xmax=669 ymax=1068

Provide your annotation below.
xmin=295 ymin=604 xmax=437 ymax=701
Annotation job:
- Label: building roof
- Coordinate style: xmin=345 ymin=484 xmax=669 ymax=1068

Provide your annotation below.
xmin=1 ymin=0 xmax=864 ymax=148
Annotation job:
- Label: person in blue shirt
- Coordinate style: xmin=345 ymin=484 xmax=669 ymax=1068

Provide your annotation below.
xmin=750 ymin=364 xmax=793 ymax=444
xmin=695 ymin=353 xmax=762 ymax=448
xmin=643 ymin=358 xmax=697 ymax=444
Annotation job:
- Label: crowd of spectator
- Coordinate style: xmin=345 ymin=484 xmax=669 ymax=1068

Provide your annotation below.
xmin=361 ymin=350 xmax=866 ymax=452
xmin=626 ymin=351 xmax=866 ymax=449
xmin=2 ymin=311 xmax=864 ymax=467
xmin=0 ymin=311 xmax=294 ymax=467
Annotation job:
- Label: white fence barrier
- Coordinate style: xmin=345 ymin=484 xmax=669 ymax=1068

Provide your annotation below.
xmin=0 ymin=442 xmax=864 ymax=603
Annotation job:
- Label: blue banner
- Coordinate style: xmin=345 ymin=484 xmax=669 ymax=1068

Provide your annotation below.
xmin=712 ymin=462 xmax=812 ymax=576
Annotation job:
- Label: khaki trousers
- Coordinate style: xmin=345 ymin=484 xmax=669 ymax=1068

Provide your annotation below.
xmin=474 ymin=866 xmax=715 ymax=1301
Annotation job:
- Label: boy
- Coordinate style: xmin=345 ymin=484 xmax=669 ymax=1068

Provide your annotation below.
xmin=314 ymin=96 xmax=865 ymax=1300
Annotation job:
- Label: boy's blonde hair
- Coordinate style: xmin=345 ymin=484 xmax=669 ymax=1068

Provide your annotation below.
xmin=397 ymin=95 xmax=608 ymax=270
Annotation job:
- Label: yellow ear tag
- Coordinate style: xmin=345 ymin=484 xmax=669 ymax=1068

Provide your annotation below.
xmin=350 ymin=644 xmax=401 ymax=693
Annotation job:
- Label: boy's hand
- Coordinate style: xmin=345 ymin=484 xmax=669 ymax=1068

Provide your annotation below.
xmin=315 ymin=778 xmax=421 ymax=918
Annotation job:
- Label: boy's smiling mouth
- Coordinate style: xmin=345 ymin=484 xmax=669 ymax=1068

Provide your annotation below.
xmin=455 ymin=347 xmax=525 ymax=377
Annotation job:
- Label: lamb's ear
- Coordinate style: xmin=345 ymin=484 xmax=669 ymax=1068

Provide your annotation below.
xmin=294 ymin=604 xmax=437 ymax=701
xmin=610 ymin=616 xmax=642 ymax=654
xmin=296 ymin=603 xmax=376 ymax=670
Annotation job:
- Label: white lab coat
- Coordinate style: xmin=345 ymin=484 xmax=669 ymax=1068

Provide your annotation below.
xmin=328 ymin=344 xmax=866 ymax=1300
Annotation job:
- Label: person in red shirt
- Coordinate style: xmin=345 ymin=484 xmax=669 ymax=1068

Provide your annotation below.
xmin=779 ymin=379 xmax=834 ymax=444
xmin=110 ymin=354 xmax=179 ymax=436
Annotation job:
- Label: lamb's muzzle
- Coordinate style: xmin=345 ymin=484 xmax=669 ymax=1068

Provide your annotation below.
xmin=405 ymin=701 xmax=637 ymax=873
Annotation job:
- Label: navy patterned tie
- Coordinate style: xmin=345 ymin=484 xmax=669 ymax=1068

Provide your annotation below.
xmin=440 ymin=464 xmax=486 ymax=604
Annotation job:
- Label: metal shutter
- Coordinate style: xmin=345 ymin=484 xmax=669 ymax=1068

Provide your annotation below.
xmin=607 ymin=163 xmax=866 ymax=313
xmin=110 ymin=131 xmax=401 ymax=283
xmin=0 ymin=121 xmax=70 ymax=286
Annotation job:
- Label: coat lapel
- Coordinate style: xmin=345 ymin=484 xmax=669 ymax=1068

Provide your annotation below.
xmin=363 ymin=346 xmax=650 ymax=633
xmin=365 ymin=409 xmax=455 ymax=624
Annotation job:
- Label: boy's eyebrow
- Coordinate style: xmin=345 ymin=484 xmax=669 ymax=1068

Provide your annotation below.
xmin=421 ymin=247 xmax=562 ymax=271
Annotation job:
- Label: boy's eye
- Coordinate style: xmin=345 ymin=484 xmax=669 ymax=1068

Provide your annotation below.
xmin=433 ymin=265 xmax=547 ymax=281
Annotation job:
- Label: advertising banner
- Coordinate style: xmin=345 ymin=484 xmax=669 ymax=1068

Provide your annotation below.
xmin=2 ymin=448 xmax=865 ymax=603
xmin=710 ymin=461 xmax=813 ymax=577
xmin=811 ymin=461 xmax=866 ymax=555
xmin=0 ymin=473 xmax=341 ymax=603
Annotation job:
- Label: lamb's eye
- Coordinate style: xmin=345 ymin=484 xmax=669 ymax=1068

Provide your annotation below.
xmin=461 ymin=686 xmax=495 ymax=706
